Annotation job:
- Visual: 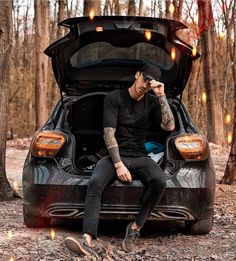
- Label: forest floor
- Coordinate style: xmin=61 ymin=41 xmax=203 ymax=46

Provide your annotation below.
xmin=0 ymin=139 xmax=235 ymax=261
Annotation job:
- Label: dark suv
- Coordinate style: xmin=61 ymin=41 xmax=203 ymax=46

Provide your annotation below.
xmin=23 ymin=16 xmax=215 ymax=234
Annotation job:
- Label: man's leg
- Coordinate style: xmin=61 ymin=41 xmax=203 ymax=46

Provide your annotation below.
xmin=122 ymin=156 xmax=166 ymax=252
xmin=133 ymin=156 xmax=166 ymax=227
xmin=82 ymin=156 xmax=116 ymax=238
xmin=65 ymin=156 xmax=116 ymax=256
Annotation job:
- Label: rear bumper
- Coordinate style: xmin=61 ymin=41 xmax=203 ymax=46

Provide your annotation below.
xmin=23 ymin=183 xmax=214 ymax=221
xmin=23 ymin=158 xmax=215 ymax=222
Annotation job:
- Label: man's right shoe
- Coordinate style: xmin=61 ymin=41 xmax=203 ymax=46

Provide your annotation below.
xmin=122 ymin=222 xmax=140 ymax=253
xmin=65 ymin=236 xmax=97 ymax=257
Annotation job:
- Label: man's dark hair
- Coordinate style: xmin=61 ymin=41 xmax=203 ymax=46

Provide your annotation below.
xmin=140 ymin=63 xmax=161 ymax=81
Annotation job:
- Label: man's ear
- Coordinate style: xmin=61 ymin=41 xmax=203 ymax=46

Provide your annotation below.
xmin=135 ymin=71 xmax=140 ymax=79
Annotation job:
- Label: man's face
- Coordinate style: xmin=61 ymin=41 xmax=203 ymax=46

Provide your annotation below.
xmin=134 ymin=72 xmax=152 ymax=95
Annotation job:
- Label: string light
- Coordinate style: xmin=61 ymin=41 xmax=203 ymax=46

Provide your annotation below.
xmin=89 ymin=9 xmax=95 ymax=20
xmin=227 ymin=132 xmax=232 ymax=144
xmin=201 ymin=92 xmax=207 ymax=103
xmin=50 ymin=228 xmax=55 ymax=240
xmin=171 ymin=48 xmax=176 ymax=60
xmin=145 ymin=31 xmax=152 ymax=40
xmin=225 ymin=114 xmax=231 ymax=124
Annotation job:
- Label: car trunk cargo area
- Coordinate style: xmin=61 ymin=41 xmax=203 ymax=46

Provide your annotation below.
xmin=65 ymin=91 xmax=178 ymax=172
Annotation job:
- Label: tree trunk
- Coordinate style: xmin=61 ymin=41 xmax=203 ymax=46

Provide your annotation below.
xmin=103 ymin=0 xmax=110 ymax=15
xmin=127 ymin=0 xmax=136 ymax=16
xmin=13 ymin=0 xmax=21 ymax=68
xmin=113 ymin=0 xmax=120 ymax=15
xmin=84 ymin=0 xmax=101 ymax=16
xmin=221 ymin=3 xmax=236 ymax=185
xmin=197 ymin=0 xmax=225 ymax=145
xmin=50 ymin=0 xmax=67 ymax=107
xmin=138 ymin=0 xmax=144 ymax=16
xmin=34 ymin=0 xmax=50 ymax=130
xmin=174 ymin=0 xmax=184 ymax=21
xmin=0 ymin=0 xmax=14 ymax=201
xmin=58 ymin=0 xmax=67 ymax=38
xmin=165 ymin=0 xmax=171 ymax=19
xmin=221 ymin=111 xmax=236 ymax=184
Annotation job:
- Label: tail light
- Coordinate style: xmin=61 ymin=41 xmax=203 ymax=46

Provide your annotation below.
xmin=174 ymin=134 xmax=209 ymax=161
xmin=31 ymin=131 xmax=66 ymax=157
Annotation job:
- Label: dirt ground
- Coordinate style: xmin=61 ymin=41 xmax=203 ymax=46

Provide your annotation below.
xmin=0 ymin=139 xmax=235 ymax=261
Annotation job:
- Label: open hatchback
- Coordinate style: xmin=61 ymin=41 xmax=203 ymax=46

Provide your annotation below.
xmin=23 ymin=16 xmax=215 ymax=235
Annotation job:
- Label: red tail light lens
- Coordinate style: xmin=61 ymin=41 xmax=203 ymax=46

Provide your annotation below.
xmin=174 ymin=134 xmax=209 ymax=161
xmin=31 ymin=131 xmax=65 ymax=157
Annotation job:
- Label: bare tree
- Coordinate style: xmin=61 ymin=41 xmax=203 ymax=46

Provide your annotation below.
xmin=103 ymin=0 xmax=112 ymax=15
xmin=84 ymin=0 xmax=101 ymax=15
xmin=174 ymin=0 xmax=184 ymax=21
xmin=58 ymin=0 xmax=67 ymax=38
xmin=34 ymin=0 xmax=50 ymax=129
xmin=113 ymin=0 xmax=121 ymax=15
xmin=165 ymin=0 xmax=171 ymax=18
xmin=138 ymin=0 xmax=144 ymax=16
xmin=0 ymin=0 xmax=14 ymax=201
xmin=221 ymin=0 xmax=236 ymax=184
xmin=128 ymin=0 xmax=136 ymax=15
xmin=221 ymin=111 xmax=236 ymax=184
xmin=197 ymin=0 xmax=225 ymax=145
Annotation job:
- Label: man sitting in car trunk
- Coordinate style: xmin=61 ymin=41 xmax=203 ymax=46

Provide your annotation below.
xmin=65 ymin=63 xmax=175 ymax=257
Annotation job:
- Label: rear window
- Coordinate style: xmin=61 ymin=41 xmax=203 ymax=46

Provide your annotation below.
xmin=70 ymin=42 xmax=174 ymax=69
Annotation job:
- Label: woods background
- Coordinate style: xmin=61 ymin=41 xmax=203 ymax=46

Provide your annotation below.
xmin=7 ymin=0 xmax=235 ymax=145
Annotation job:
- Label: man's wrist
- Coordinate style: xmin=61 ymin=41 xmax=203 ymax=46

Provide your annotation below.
xmin=114 ymin=161 xmax=124 ymax=169
xmin=156 ymin=93 xmax=165 ymax=97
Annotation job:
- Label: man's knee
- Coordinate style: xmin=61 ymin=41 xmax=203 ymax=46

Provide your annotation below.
xmin=87 ymin=174 xmax=105 ymax=194
xmin=151 ymin=173 xmax=166 ymax=190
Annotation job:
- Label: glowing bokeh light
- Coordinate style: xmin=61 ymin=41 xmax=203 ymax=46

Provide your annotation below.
xmin=89 ymin=10 xmax=95 ymax=20
xmin=225 ymin=114 xmax=231 ymax=124
xmin=169 ymin=3 xmax=175 ymax=14
xmin=171 ymin=48 xmax=176 ymax=60
xmin=219 ymin=32 xmax=225 ymax=39
xmin=50 ymin=228 xmax=55 ymax=240
xmin=202 ymin=92 xmax=207 ymax=103
xmin=9 ymin=257 xmax=15 ymax=261
xmin=227 ymin=132 xmax=232 ymax=144
xmin=145 ymin=31 xmax=152 ymax=40
xmin=13 ymin=180 xmax=18 ymax=191
xmin=8 ymin=230 xmax=13 ymax=240
xmin=192 ymin=46 xmax=197 ymax=57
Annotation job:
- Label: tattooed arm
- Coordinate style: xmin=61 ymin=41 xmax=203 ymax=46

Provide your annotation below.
xmin=158 ymin=95 xmax=175 ymax=131
xmin=150 ymin=80 xmax=175 ymax=131
xmin=103 ymin=127 xmax=132 ymax=182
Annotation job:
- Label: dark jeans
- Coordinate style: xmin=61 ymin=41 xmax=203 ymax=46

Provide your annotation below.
xmin=82 ymin=156 xmax=166 ymax=238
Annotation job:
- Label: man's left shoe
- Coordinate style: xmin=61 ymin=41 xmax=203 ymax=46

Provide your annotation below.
xmin=122 ymin=222 xmax=140 ymax=253
xmin=65 ymin=236 xmax=97 ymax=257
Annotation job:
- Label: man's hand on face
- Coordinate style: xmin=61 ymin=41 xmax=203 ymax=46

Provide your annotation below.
xmin=116 ymin=165 xmax=132 ymax=183
xmin=150 ymin=80 xmax=165 ymax=97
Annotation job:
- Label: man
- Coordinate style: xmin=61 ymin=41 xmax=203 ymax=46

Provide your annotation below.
xmin=65 ymin=63 xmax=175 ymax=257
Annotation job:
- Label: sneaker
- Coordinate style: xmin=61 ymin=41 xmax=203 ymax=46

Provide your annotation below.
xmin=65 ymin=236 xmax=97 ymax=257
xmin=122 ymin=222 xmax=140 ymax=252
